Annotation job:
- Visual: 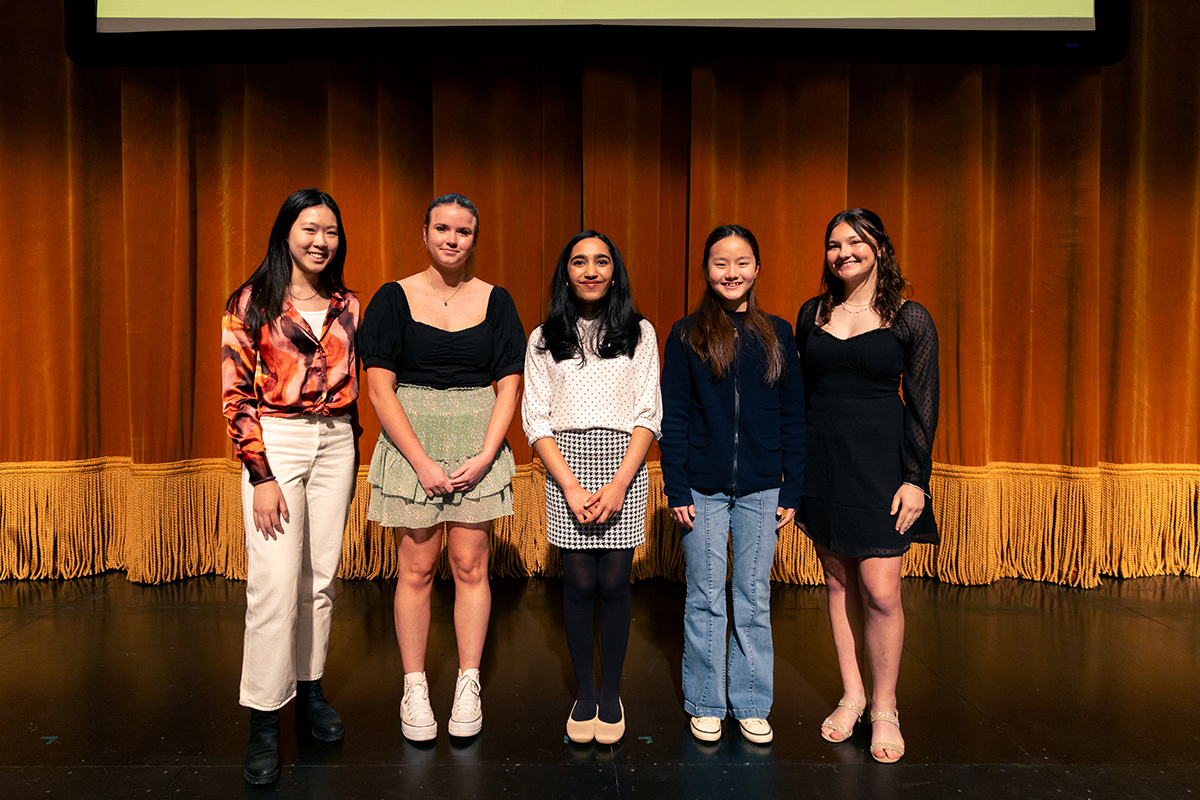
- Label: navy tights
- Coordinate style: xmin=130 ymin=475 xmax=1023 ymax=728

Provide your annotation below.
xmin=561 ymin=548 xmax=634 ymax=725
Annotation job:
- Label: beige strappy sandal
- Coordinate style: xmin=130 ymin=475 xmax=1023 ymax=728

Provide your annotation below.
xmin=820 ymin=699 xmax=865 ymax=743
xmin=869 ymin=709 xmax=906 ymax=764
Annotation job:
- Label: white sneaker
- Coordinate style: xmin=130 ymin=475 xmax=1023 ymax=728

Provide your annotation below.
xmin=690 ymin=715 xmax=723 ymax=742
xmin=400 ymin=672 xmax=437 ymax=741
xmin=738 ymin=717 xmax=773 ymax=744
xmin=447 ymin=668 xmax=482 ymax=737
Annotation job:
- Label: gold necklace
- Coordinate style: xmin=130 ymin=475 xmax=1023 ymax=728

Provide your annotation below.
xmin=840 ymin=300 xmax=872 ymax=314
xmin=427 ymin=271 xmax=465 ymax=306
xmin=290 ymin=286 xmax=321 ymax=302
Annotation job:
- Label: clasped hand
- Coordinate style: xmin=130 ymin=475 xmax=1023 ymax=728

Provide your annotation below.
xmin=415 ymin=453 xmax=492 ymax=498
xmin=563 ymin=480 xmax=627 ymax=525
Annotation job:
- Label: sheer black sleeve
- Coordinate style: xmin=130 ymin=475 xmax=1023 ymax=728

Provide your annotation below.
xmin=892 ymin=301 xmax=939 ymax=492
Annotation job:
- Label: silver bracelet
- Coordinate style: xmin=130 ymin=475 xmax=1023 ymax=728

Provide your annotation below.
xmin=903 ymin=482 xmax=932 ymax=500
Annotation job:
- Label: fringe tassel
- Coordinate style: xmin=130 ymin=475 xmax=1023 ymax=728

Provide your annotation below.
xmin=911 ymin=468 xmax=1002 ymax=585
xmin=928 ymin=463 xmax=1102 ymax=587
xmin=338 ymin=474 xmax=393 ymax=580
xmin=0 ymin=458 xmax=125 ymax=579
xmin=491 ymin=462 xmax=555 ymax=579
xmin=997 ymin=465 xmax=1100 ymax=587
xmin=637 ymin=465 xmax=685 ymax=582
xmin=1101 ymin=462 xmax=1200 ymax=579
xmin=2 ymin=458 xmax=1199 ymax=587
xmin=123 ymin=460 xmax=242 ymax=583
xmin=772 ymin=520 xmax=823 ymax=584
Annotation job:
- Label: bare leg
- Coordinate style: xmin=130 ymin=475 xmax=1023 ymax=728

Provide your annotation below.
xmin=394 ymin=524 xmax=443 ymax=674
xmin=859 ymin=555 xmax=906 ymax=760
xmin=446 ymin=521 xmax=492 ymax=670
xmin=815 ymin=543 xmax=868 ymax=740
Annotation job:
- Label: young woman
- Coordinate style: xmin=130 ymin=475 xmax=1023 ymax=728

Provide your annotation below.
xmin=521 ymin=231 xmax=661 ymax=745
xmin=222 ymin=189 xmax=359 ymax=785
xmin=359 ymin=194 xmax=525 ymax=742
xmin=660 ymin=224 xmax=805 ymax=745
xmin=795 ymin=208 xmax=939 ymax=764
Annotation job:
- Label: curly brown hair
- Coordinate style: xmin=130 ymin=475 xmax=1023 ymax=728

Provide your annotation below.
xmin=816 ymin=208 xmax=911 ymax=327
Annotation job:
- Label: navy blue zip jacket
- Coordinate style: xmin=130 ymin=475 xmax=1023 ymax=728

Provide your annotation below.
xmin=660 ymin=310 xmax=806 ymax=510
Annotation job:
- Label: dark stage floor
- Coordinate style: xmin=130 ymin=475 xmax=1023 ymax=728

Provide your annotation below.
xmin=1 ymin=572 xmax=1198 ymax=799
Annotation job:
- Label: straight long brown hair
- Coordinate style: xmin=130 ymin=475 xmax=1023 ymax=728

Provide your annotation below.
xmin=683 ymin=225 xmax=785 ymax=384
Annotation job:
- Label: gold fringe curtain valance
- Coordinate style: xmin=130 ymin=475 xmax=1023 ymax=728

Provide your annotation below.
xmin=3 ymin=459 xmax=1197 ymax=589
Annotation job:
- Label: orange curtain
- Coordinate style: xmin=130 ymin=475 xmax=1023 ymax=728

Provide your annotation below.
xmin=2 ymin=2 xmax=1197 ymax=586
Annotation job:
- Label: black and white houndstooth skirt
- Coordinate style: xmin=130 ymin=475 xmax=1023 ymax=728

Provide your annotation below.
xmin=545 ymin=428 xmax=648 ymax=550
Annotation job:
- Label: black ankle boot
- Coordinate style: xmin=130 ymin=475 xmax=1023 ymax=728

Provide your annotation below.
xmin=297 ymin=678 xmax=344 ymax=742
xmin=244 ymin=709 xmax=280 ymax=785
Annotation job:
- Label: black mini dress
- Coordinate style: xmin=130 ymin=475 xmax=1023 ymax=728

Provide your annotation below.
xmin=795 ymin=297 xmax=939 ymax=558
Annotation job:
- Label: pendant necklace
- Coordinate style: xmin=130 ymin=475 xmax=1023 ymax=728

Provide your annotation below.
xmin=427 ymin=271 xmax=465 ymax=306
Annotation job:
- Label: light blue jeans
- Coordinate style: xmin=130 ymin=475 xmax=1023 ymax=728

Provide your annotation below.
xmin=681 ymin=487 xmax=779 ymax=720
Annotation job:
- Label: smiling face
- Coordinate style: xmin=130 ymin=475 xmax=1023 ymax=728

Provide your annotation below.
xmin=287 ymin=204 xmax=340 ymax=280
xmin=825 ymin=221 xmax=879 ymax=287
xmin=424 ymin=204 xmax=478 ymax=271
xmin=705 ymin=234 xmax=759 ymax=312
xmin=566 ymin=237 xmax=614 ymax=316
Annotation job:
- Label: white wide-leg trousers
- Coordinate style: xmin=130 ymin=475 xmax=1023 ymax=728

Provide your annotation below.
xmin=239 ymin=414 xmax=356 ymax=711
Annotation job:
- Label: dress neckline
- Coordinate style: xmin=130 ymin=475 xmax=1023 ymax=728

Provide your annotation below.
xmin=816 ymin=326 xmax=891 ymax=342
xmin=411 ymin=318 xmax=488 ymax=335
xmin=809 ymin=297 xmax=907 ymax=341
xmin=398 ymin=282 xmax=493 ymax=333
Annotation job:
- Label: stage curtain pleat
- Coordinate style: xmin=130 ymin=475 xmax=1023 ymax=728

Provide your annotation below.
xmin=2 ymin=2 xmax=1198 ymax=587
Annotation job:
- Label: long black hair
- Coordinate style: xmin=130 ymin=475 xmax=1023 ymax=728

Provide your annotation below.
xmin=538 ymin=230 xmax=643 ymax=363
xmin=816 ymin=208 xmax=910 ymax=327
xmin=682 ymin=224 xmax=785 ymax=384
xmin=225 ymin=189 xmax=349 ymax=333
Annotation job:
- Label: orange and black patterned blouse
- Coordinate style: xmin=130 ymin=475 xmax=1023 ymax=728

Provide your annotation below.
xmin=221 ymin=285 xmax=360 ymax=484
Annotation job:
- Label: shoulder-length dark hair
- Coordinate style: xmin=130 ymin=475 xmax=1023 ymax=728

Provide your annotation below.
xmin=225 ymin=188 xmax=349 ymax=333
xmin=816 ymin=208 xmax=910 ymax=327
xmin=682 ymin=224 xmax=784 ymax=384
xmin=538 ymin=230 xmax=643 ymax=363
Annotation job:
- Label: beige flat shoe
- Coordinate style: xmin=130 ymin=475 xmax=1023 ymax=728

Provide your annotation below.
xmin=869 ymin=709 xmax=906 ymax=764
xmin=594 ymin=701 xmax=625 ymax=745
xmin=566 ymin=701 xmax=598 ymax=744
xmin=820 ymin=699 xmax=865 ymax=743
